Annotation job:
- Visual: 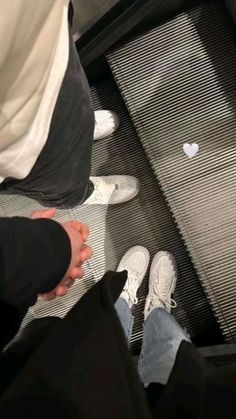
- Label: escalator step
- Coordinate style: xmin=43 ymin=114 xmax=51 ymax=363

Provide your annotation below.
xmin=90 ymin=78 xmax=223 ymax=350
xmin=107 ymin=1 xmax=236 ymax=342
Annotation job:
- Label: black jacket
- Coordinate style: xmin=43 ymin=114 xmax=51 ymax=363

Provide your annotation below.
xmin=0 ymin=216 xmax=235 ymax=419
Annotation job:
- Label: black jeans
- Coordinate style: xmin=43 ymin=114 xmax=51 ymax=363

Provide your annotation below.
xmin=0 ymin=33 xmax=95 ymax=209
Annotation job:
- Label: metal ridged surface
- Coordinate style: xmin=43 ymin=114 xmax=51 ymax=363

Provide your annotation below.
xmin=0 ymin=77 xmax=222 ymax=350
xmin=90 ymin=79 xmax=222 ymax=350
xmin=107 ymin=2 xmax=236 ymax=341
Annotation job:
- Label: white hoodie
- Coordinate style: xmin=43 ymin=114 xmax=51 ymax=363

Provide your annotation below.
xmin=0 ymin=0 xmax=70 ymax=181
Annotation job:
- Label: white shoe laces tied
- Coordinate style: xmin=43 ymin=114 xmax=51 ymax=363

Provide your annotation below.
xmin=146 ymin=271 xmax=177 ymax=315
xmin=92 ymin=179 xmax=116 ymax=201
xmin=121 ymin=269 xmax=140 ymax=306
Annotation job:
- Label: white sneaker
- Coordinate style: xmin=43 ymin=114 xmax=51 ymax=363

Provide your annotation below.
xmin=83 ymin=176 xmax=139 ymax=205
xmin=144 ymin=251 xmax=177 ymax=320
xmin=94 ymin=110 xmax=120 ymax=141
xmin=118 ymin=246 xmax=150 ymax=308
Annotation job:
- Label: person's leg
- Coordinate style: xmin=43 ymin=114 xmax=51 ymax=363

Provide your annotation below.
xmin=1 ymin=30 xmax=95 ymax=209
xmin=115 ymin=297 xmax=134 ymax=343
xmin=0 ymin=25 xmax=139 ymax=209
xmin=0 ymin=6 xmax=138 ymax=209
xmin=36 ymin=180 xmax=94 ymax=210
xmin=115 ymin=246 xmax=150 ymax=344
xmin=138 ymin=308 xmax=190 ymax=385
xmin=138 ymin=251 xmax=190 ymax=385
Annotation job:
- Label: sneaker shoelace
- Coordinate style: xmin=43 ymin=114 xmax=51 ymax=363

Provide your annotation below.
xmin=94 ymin=115 xmax=114 ymax=134
xmin=121 ymin=269 xmax=140 ymax=306
xmin=146 ymin=271 xmax=177 ymax=315
xmin=92 ymin=179 xmax=117 ymax=201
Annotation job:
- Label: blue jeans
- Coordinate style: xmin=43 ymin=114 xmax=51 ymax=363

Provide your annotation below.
xmin=115 ymin=298 xmax=190 ymax=385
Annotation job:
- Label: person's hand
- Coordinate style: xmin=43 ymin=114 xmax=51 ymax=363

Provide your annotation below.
xmin=30 ymin=209 xmax=93 ymax=300
xmin=58 ymin=220 xmax=93 ymax=293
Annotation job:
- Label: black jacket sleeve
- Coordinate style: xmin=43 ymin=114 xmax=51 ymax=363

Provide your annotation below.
xmin=0 ymin=217 xmax=71 ymax=350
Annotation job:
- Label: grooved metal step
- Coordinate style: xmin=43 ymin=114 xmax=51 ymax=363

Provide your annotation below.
xmin=90 ymin=78 xmax=222 ymax=350
xmin=107 ymin=1 xmax=236 ymax=341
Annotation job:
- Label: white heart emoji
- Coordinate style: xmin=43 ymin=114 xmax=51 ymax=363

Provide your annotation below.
xmin=183 ymin=143 xmax=199 ymax=158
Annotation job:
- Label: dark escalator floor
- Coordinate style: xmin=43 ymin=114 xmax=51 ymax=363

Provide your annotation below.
xmin=107 ymin=1 xmax=236 ymax=343
xmin=91 ymin=77 xmax=223 ymax=351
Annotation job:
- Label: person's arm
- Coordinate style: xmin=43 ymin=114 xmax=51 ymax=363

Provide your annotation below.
xmin=0 ymin=216 xmax=71 ymax=350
